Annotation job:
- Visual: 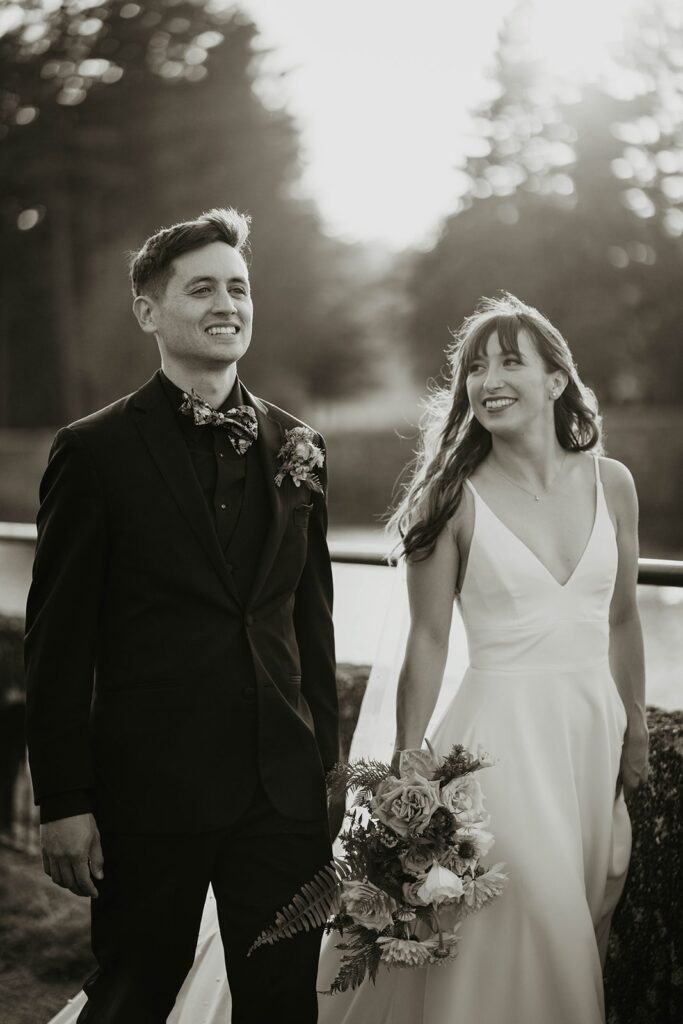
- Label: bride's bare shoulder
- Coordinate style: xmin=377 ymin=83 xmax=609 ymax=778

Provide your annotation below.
xmin=596 ymin=455 xmax=638 ymax=517
xmin=597 ymin=455 xmax=636 ymax=491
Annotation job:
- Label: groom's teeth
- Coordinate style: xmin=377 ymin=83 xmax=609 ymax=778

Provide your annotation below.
xmin=207 ymin=326 xmax=237 ymax=335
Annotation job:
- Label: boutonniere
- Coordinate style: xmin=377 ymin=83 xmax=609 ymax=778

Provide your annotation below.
xmin=274 ymin=427 xmax=325 ymax=494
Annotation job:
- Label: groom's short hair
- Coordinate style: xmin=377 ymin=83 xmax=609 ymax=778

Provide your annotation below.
xmin=129 ymin=207 xmax=251 ymax=298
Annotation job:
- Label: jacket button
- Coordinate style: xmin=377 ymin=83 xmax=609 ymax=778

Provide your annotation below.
xmin=245 ymin=613 xmax=253 ymax=626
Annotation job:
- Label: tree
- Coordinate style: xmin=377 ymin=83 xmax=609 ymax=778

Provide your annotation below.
xmin=0 ymin=0 xmax=371 ymax=425
xmin=406 ymin=0 xmax=683 ymax=403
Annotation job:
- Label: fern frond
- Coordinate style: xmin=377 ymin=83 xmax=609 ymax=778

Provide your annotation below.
xmin=247 ymin=859 xmax=352 ymax=955
xmin=328 ymin=943 xmax=377 ymax=994
xmin=337 ymin=845 xmax=368 ymax=879
xmin=353 ymin=884 xmax=396 ymax=918
xmin=327 ymin=758 xmax=393 ymax=795
xmin=433 ymin=744 xmax=481 ymax=782
xmin=367 ymin=942 xmax=383 ymax=985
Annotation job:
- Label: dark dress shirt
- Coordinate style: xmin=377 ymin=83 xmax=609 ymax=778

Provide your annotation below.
xmin=158 ymin=372 xmax=249 ymax=548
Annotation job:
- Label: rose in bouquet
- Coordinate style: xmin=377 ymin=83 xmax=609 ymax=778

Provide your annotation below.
xmin=248 ymin=743 xmax=507 ymax=994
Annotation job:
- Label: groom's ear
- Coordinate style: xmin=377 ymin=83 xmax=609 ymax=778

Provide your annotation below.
xmin=133 ymin=294 xmax=158 ymax=335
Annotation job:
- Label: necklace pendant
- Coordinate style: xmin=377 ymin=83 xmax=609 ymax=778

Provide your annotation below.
xmin=534 ymin=495 xmax=540 ymax=502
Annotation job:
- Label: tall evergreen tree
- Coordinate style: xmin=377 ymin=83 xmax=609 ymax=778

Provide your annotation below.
xmin=407 ymin=0 xmax=683 ymax=403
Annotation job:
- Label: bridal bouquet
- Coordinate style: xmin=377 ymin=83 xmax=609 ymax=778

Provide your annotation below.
xmin=248 ymin=744 xmax=507 ymax=993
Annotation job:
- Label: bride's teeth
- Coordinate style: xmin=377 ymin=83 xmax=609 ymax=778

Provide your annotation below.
xmin=486 ymin=398 xmax=515 ymax=409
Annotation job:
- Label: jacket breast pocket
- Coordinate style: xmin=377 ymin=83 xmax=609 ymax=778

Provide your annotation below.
xmin=293 ymin=503 xmax=313 ymax=528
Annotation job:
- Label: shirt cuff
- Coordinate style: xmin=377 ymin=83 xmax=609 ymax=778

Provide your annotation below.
xmin=39 ymin=790 xmax=93 ymax=824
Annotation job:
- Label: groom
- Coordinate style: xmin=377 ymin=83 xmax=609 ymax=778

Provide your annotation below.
xmin=25 ymin=208 xmax=339 ymax=1023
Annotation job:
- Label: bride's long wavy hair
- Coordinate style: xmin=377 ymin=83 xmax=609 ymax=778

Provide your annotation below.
xmin=389 ymin=293 xmax=603 ymax=562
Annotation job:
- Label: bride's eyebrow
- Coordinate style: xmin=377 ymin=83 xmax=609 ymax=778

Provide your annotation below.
xmin=469 ymin=348 xmax=488 ymax=363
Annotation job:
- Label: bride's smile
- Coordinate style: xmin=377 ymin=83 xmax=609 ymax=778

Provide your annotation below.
xmin=466 ymin=329 xmax=562 ymax=436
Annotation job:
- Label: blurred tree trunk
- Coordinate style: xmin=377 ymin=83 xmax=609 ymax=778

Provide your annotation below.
xmin=48 ymin=179 xmax=83 ymax=423
xmin=0 ymin=239 xmax=9 ymax=427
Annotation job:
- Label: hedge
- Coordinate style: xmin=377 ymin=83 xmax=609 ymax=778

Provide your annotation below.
xmin=604 ymin=706 xmax=683 ymax=1023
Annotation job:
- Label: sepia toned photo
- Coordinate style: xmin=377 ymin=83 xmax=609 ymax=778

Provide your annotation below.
xmin=0 ymin=1 xmax=681 ymax=1022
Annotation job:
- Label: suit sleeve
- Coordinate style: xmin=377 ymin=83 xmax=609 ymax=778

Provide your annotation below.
xmin=293 ymin=434 xmax=339 ymax=774
xmin=24 ymin=427 xmax=107 ymax=810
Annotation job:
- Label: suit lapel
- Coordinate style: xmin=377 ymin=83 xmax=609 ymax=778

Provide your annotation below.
xmin=131 ymin=372 xmax=240 ymax=603
xmin=241 ymin=385 xmax=290 ymax=607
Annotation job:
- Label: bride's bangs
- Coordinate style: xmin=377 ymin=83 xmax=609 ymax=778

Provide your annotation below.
xmin=494 ymin=316 xmax=527 ymax=358
xmin=458 ymin=314 xmax=524 ymax=376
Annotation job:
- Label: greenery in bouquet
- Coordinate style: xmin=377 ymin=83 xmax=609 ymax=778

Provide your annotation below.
xmin=248 ymin=743 xmax=506 ymax=993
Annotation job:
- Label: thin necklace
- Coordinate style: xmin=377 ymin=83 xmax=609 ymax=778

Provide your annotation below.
xmin=489 ymin=452 xmax=568 ymax=502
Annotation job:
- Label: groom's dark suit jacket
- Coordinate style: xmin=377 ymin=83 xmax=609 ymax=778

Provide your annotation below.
xmin=24 ymin=371 xmax=338 ymax=833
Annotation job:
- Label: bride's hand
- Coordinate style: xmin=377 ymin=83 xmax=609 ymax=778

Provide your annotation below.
xmin=618 ymin=716 xmax=650 ymax=795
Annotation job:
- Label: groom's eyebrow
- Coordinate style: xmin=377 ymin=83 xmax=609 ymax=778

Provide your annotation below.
xmin=185 ymin=274 xmax=249 ymax=287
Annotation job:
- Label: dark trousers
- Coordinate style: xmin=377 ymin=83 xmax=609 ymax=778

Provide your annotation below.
xmin=78 ymin=782 xmax=331 ymax=1024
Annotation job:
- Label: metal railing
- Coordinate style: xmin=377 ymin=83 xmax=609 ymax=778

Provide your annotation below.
xmin=328 ymin=539 xmax=683 ymax=587
xmin=2 ymin=522 xmax=683 ymax=585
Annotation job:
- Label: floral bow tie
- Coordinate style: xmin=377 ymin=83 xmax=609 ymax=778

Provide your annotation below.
xmin=179 ymin=390 xmax=258 ymax=456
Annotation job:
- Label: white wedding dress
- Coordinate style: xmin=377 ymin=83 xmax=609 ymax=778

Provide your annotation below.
xmin=49 ymin=458 xmax=630 ymax=1024
xmin=317 ymin=457 xmax=631 ymax=1024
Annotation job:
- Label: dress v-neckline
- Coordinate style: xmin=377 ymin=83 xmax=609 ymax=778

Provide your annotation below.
xmin=466 ymin=461 xmax=600 ymax=589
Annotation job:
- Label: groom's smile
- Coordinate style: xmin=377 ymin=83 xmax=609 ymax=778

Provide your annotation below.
xmin=137 ymin=240 xmax=254 ymax=370
xmin=206 ymin=323 xmax=240 ymax=335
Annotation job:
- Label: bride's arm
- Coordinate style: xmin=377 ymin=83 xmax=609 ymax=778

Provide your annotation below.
xmin=603 ymin=458 xmax=649 ymax=792
xmin=393 ymin=522 xmax=460 ymax=758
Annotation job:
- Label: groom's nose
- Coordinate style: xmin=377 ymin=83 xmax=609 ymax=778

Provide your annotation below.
xmin=212 ymin=286 xmax=238 ymax=314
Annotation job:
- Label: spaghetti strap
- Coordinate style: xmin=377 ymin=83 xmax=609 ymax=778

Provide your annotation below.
xmin=591 ymin=454 xmax=609 ymax=519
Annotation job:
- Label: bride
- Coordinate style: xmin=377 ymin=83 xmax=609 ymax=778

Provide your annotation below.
xmin=49 ymin=293 xmax=649 ymax=1024
xmin=317 ymin=292 xmax=649 ymax=1024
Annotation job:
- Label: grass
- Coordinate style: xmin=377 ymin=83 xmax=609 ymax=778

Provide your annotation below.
xmin=0 ymin=845 xmax=94 ymax=1024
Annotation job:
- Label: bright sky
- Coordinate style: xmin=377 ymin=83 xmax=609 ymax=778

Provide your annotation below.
xmin=0 ymin=0 xmax=645 ymax=248
xmin=237 ymin=0 xmax=642 ymax=249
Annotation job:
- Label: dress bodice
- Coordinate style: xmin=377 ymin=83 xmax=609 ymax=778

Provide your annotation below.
xmin=459 ymin=457 xmax=618 ymax=674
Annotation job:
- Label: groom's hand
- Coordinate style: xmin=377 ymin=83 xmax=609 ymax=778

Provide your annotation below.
xmin=40 ymin=813 xmax=104 ymax=898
